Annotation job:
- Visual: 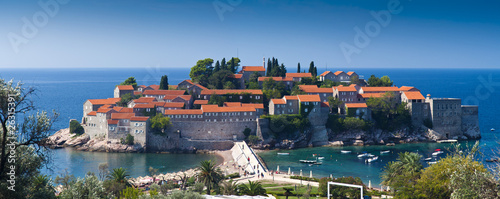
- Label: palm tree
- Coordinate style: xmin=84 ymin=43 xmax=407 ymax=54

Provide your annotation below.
xmin=221 ymin=180 xmax=239 ymax=195
xmin=196 ymin=160 xmax=223 ymax=194
xmin=107 ymin=167 xmax=130 ymax=185
xmin=381 ymin=152 xmax=422 ymax=191
xmin=30 ymin=174 xmax=56 ymax=199
xmin=238 ymin=180 xmax=266 ymax=196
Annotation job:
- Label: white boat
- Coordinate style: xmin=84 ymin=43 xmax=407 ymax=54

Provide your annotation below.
xmin=341 ymin=150 xmax=352 ymax=154
xmin=357 ymin=153 xmax=369 ymax=158
xmin=491 ymin=128 xmax=495 ymax=131
xmin=317 ymin=157 xmax=325 ymax=160
xmin=380 ymin=150 xmax=390 ymax=154
xmin=367 ymin=156 xmax=378 ymax=163
xmin=432 ymin=151 xmax=444 ymax=156
xmin=277 ymin=153 xmax=289 ymax=155
xmin=424 ymin=157 xmax=432 ymax=161
xmin=428 ymin=161 xmax=437 ymax=164
xmin=300 ymin=160 xmax=317 ymax=163
xmin=368 ymin=154 xmax=376 ymax=158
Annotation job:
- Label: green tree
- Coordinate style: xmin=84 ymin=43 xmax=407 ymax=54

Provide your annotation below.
xmin=350 ymin=75 xmax=362 ymax=85
xmin=159 ymin=75 xmax=169 ymax=90
xmin=297 ymin=62 xmax=301 ymax=73
xmin=0 ymin=79 xmax=59 ymax=197
xmin=380 ymin=76 xmax=393 ymax=86
xmin=367 ymin=75 xmax=393 ymax=87
xmin=238 ymin=180 xmax=266 ymax=196
xmin=169 ymin=190 xmax=205 ymax=199
xmin=120 ymin=77 xmax=138 ymax=89
xmin=327 ymin=96 xmax=342 ymax=113
xmin=98 ymin=163 xmax=109 ymax=181
xmin=29 ymin=174 xmax=56 ymax=199
xmin=150 ymin=113 xmax=172 ymax=134
xmin=221 ymin=58 xmax=227 ymax=71
xmin=224 ymin=81 xmax=235 ymax=89
xmin=242 ymin=127 xmax=251 ymax=137
xmin=367 ymin=92 xmax=411 ymax=131
xmin=125 ymin=134 xmax=134 ymax=145
xmin=221 ymin=180 xmax=239 ymax=195
xmin=70 ymin=120 xmax=84 ymax=135
xmin=120 ymin=187 xmax=143 ymax=198
xmin=308 ymin=61 xmax=315 ymax=76
xmin=249 ymin=72 xmax=262 ymax=83
xmin=381 ymin=152 xmax=423 ymax=198
xmin=247 ymin=135 xmax=261 ymax=145
xmin=117 ymin=93 xmax=138 ymax=107
xmin=214 ymin=60 xmax=221 ymax=72
xmin=343 ymin=117 xmax=365 ymax=130
xmin=227 ymin=57 xmax=241 ymax=73
xmin=107 ymin=168 xmax=130 ymax=185
xmin=59 ymin=172 xmax=107 ymax=199
xmin=267 ymin=58 xmax=272 ymax=76
xmin=209 ymin=70 xmax=234 ymax=89
xmin=196 ymin=160 xmax=223 ymax=195
xmin=189 ymin=58 xmax=214 ymax=86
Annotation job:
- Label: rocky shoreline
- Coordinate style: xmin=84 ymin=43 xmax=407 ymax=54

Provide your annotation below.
xmin=45 ymin=128 xmax=144 ymax=153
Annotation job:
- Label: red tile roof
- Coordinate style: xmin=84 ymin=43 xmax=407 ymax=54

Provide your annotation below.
xmin=224 ymin=102 xmax=242 ymax=107
xmin=113 ymin=107 xmax=133 ymax=113
xmin=163 ymin=102 xmax=185 ymax=108
xmin=361 ymin=87 xmax=400 ymax=92
xmin=134 ymin=104 xmax=155 ymax=109
xmin=319 ymin=71 xmax=332 ymax=76
xmin=111 ymin=113 xmax=135 ymax=120
xmin=232 ymin=74 xmax=243 ymax=79
xmin=116 ymin=85 xmax=134 ymax=90
xmin=194 ymin=84 xmax=209 ymax=90
xmin=299 ymin=85 xmax=333 ymax=93
xmin=336 ymin=85 xmax=357 ymax=92
xmin=133 ymin=91 xmax=142 ymax=95
xmin=87 ymin=111 xmax=97 ymax=116
xmin=193 ymin=100 xmax=209 ymax=105
xmin=97 ymin=108 xmax=112 ymax=113
xmin=297 ymin=95 xmax=321 ymax=102
xmin=284 ymin=96 xmax=299 ymax=100
xmin=101 ymin=104 xmax=112 ymax=109
xmin=163 ymin=95 xmax=179 ymax=100
xmin=241 ymin=66 xmax=265 ymax=72
xmin=165 ymin=109 xmax=203 ymax=115
xmin=131 ymin=117 xmax=149 ymax=121
xmin=143 ymin=90 xmax=185 ymax=95
xmin=286 ymin=73 xmax=312 ymax=78
xmin=241 ymin=103 xmax=264 ymax=109
xmin=334 ymin=71 xmax=345 ymax=75
xmin=107 ymin=119 xmax=119 ymax=125
xmin=258 ymin=77 xmax=293 ymax=82
xmin=271 ymin=99 xmax=286 ymax=105
xmin=88 ymin=98 xmax=121 ymax=105
xmin=403 ymin=91 xmax=425 ymax=100
xmin=200 ymin=89 xmax=263 ymax=95
xmin=359 ymin=93 xmax=385 ymax=98
xmin=176 ymin=95 xmax=192 ymax=101
xmin=202 ymin=105 xmax=256 ymax=113
xmin=345 ymin=103 xmax=368 ymax=108
xmin=399 ymin=86 xmax=419 ymax=91
xmin=133 ymin=97 xmax=156 ymax=104
xmin=149 ymin=85 xmax=160 ymax=90
xmin=321 ymin=102 xmax=330 ymax=107
xmin=346 ymin=71 xmax=356 ymax=76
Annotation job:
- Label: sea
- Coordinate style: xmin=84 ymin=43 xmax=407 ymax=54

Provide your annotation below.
xmin=1 ymin=67 xmax=499 ymax=186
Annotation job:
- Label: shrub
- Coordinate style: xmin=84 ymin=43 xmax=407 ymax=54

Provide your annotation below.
xmin=343 ymin=117 xmax=365 ymax=130
xmin=125 ymin=134 xmax=134 ymax=145
xmin=243 ymin=128 xmax=251 ymax=137
xmin=225 ymin=172 xmax=241 ymax=179
xmin=248 ymin=135 xmax=261 ymax=145
xmin=69 ymin=120 xmax=84 ymax=135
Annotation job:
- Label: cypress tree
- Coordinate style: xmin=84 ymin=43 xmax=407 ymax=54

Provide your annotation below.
xmin=229 ymin=57 xmax=235 ymax=73
xmin=309 ymin=61 xmax=315 ymax=75
xmin=280 ymin=64 xmax=287 ymax=77
xmin=221 ymin=58 xmax=226 ymax=71
xmin=297 ymin=62 xmax=301 ymax=73
xmin=159 ymin=75 xmax=169 ymax=90
xmin=214 ymin=60 xmax=220 ymax=72
xmin=313 ymin=66 xmax=318 ymax=77
xmin=267 ymin=58 xmax=272 ymax=76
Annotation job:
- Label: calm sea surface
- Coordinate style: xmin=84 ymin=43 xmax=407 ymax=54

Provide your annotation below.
xmin=1 ymin=67 xmax=499 ymax=185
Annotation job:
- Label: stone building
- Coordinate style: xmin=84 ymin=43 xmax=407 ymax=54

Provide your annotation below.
xmin=401 ymin=91 xmax=428 ymax=125
xmin=299 ymin=85 xmax=334 ymax=102
xmin=345 ymin=103 xmax=371 ymax=120
xmin=319 ymin=71 xmax=359 ymax=83
xmin=83 ymin=98 xmax=121 ymax=117
xmin=238 ymin=66 xmax=266 ymax=81
xmin=114 ymin=85 xmax=134 ymax=98
xmin=425 ymin=96 xmax=463 ymax=138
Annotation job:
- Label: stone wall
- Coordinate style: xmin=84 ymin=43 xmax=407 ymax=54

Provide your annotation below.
xmin=461 ymin=105 xmax=480 ymax=139
xmin=170 ymin=120 xmax=257 ymax=141
xmin=427 ymin=98 xmax=462 ymax=138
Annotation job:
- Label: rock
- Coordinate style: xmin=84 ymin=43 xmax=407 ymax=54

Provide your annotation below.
xmin=329 ymin=141 xmax=344 ymax=146
xmin=353 ymin=140 xmax=364 ymax=146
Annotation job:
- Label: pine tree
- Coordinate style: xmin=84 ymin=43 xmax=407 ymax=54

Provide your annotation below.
xmin=280 ymin=64 xmax=287 ymax=77
xmin=267 ymin=58 xmax=272 ymax=77
xmin=159 ymin=75 xmax=169 ymax=90
xmin=221 ymin=58 xmax=226 ymax=71
xmin=297 ymin=62 xmax=301 ymax=73
xmin=214 ymin=60 xmax=220 ymax=72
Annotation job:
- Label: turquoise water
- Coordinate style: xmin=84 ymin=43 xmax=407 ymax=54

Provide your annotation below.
xmin=1 ymin=67 xmax=499 ymax=183
xmin=258 ymin=141 xmax=479 ymax=187
xmin=42 ymin=148 xmax=221 ymax=179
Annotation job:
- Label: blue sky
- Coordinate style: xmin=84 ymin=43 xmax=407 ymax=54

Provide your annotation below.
xmin=1 ymin=0 xmax=499 ymax=69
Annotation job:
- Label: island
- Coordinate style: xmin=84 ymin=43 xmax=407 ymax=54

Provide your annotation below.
xmin=46 ymin=58 xmax=480 ymax=153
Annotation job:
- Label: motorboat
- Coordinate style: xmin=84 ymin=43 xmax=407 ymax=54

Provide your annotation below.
xmin=491 ymin=128 xmax=495 ymax=131
xmin=424 ymin=157 xmax=432 ymax=161
xmin=317 ymin=157 xmax=325 ymax=160
xmin=368 ymin=154 xmax=376 ymax=158
xmin=432 ymin=151 xmax=444 ymax=156
xmin=428 ymin=161 xmax=437 ymax=164
xmin=357 ymin=153 xmax=370 ymax=158
xmin=277 ymin=153 xmax=289 ymax=155
xmin=367 ymin=156 xmax=378 ymax=163
xmin=380 ymin=150 xmax=390 ymax=154
xmin=300 ymin=160 xmax=317 ymax=163
xmin=340 ymin=150 xmax=352 ymax=154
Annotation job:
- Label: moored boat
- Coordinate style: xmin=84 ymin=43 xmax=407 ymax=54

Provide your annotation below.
xmin=357 ymin=153 xmax=370 ymax=158
xmin=277 ymin=153 xmax=290 ymax=155
xmin=300 ymin=160 xmax=317 ymax=163
xmin=341 ymin=150 xmax=352 ymax=154
xmin=380 ymin=150 xmax=390 ymax=154
xmin=367 ymin=156 xmax=378 ymax=163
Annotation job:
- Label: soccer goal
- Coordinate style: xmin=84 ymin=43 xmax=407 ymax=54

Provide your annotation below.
xmin=327 ymin=181 xmax=364 ymax=199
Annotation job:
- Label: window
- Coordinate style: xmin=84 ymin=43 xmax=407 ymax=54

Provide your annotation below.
xmin=214 ymin=119 xmax=217 ymax=122
xmin=289 ymin=102 xmax=292 ymax=106
xmin=244 ymin=112 xmax=247 ymax=116
xmin=135 ymin=130 xmax=138 ymax=133
xmin=250 ymin=96 xmax=253 ymax=99
xmin=256 ymin=96 xmax=260 ymax=99
xmin=313 ymin=108 xmax=316 ymax=112
xmin=146 ymin=108 xmax=150 ymax=112
xmin=305 ymin=108 xmax=308 ymax=112
xmin=250 ymin=112 xmax=253 ymax=115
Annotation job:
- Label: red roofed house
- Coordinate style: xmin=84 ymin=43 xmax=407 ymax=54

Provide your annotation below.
xmin=199 ymin=89 xmax=263 ymax=103
xmin=83 ymin=98 xmax=121 ymax=117
xmin=143 ymin=90 xmax=186 ymax=101
xmin=345 ymin=103 xmax=371 ymax=120
xmin=402 ymin=91 xmax=429 ymax=125
xmin=127 ymin=97 xmax=157 ymax=108
xmin=114 ymin=85 xmax=135 ymax=98
xmin=286 ymin=73 xmax=312 ymax=82
xmin=319 ymin=71 xmax=359 ymax=83
xmin=172 ymin=95 xmax=193 ymax=109
xmin=238 ymin=66 xmax=266 ymax=81
xmin=333 ymin=85 xmax=360 ymax=114
xmin=298 ymin=85 xmax=334 ymax=102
